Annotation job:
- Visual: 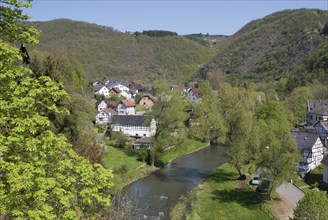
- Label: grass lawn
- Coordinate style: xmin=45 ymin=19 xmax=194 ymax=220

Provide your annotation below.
xmin=293 ymin=165 xmax=325 ymax=194
xmin=159 ymin=139 xmax=208 ymax=164
xmin=102 ymin=145 xmax=157 ymax=194
xmin=186 ymin=163 xmax=272 ymax=220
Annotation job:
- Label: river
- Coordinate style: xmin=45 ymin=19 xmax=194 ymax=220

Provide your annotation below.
xmin=120 ymin=145 xmax=226 ymax=219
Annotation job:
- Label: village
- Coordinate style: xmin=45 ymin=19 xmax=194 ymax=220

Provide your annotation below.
xmin=93 ymin=78 xmax=328 ymax=191
xmin=93 ymin=79 xmax=199 ymax=149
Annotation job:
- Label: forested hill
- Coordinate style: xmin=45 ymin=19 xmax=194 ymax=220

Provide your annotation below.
xmin=197 ymin=9 xmax=328 ymax=92
xmin=29 ymin=19 xmax=216 ymax=84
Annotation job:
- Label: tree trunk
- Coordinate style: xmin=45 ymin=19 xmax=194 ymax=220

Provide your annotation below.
xmin=235 ymin=163 xmax=244 ymax=178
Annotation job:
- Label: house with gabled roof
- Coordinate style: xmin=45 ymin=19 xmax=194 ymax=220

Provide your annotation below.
xmin=96 ymin=100 xmax=108 ymax=112
xmin=132 ymin=137 xmax=152 ymax=149
xmin=95 ymin=85 xmax=110 ymax=98
xmin=292 ymin=130 xmax=324 ymax=173
xmin=306 ymin=99 xmax=328 ymax=126
xmin=108 ymin=87 xmax=121 ymax=97
xmin=139 ymin=93 xmax=156 ymax=108
xmin=111 ymin=115 xmax=156 ymax=137
xmin=187 ymin=87 xmax=200 ymax=102
xmin=314 ymin=120 xmax=328 ymax=147
xmin=95 ymin=100 xmax=118 ymax=112
xmin=96 ymin=108 xmax=117 ymax=124
xmin=117 ymin=100 xmax=136 ymax=115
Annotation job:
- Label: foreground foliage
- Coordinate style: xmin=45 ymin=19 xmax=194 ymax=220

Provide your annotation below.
xmin=293 ymin=191 xmax=328 ymax=220
xmin=0 ymin=1 xmax=113 ymax=218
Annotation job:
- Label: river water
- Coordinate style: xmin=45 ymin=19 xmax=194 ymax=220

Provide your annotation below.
xmin=121 ymin=145 xmax=226 ymax=219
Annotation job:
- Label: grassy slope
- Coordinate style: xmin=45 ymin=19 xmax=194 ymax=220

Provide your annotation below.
xmin=102 ymin=145 xmax=157 ymax=194
xmin=187 ymin=163 xmax=271 ymax=220
xmin=159 ymin=139 xmax=208 ymax=164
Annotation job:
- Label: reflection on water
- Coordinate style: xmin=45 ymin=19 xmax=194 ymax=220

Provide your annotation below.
xmin=121 ymin=145 xmax=226 ymax=219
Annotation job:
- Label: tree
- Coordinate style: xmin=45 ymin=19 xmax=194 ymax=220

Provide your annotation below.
xmin=255 ymin=100 xmax=298 ymax=200
xmin=219 ymin=84 xmax=264 ymax=177
xmin=0 ymin=1 xmax=113 ymax=218
xmin=189 ymin=80 xmax=227 ymax=144
xmin=284 ymin=86 xmax=313 ymax=124
xmin=321 ymin=22 xmax=328 ymax=36
xmin=149 ymin=82 xmax=189 ymax=166
xmin=294 ymin=191 xmax=328 ymax=220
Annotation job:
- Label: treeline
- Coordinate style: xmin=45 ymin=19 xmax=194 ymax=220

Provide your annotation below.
xmin=134 ymin=30 xmax=178 ymax=37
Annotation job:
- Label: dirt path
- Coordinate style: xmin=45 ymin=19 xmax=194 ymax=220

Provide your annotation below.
xmin=268 ymin=199 xmax=294 ymax=220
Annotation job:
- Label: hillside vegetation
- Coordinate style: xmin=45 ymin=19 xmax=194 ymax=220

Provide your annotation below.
xmin=29 ymin=19 xmax=216 ymax=84
xmin=197 ymin=9 xmax=328 ymax=93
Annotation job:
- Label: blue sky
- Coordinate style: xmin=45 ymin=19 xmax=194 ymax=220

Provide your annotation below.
xmin=26 ymin=0 xmax=328 ymax=35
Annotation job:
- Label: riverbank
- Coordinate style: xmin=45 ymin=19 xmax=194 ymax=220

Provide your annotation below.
xmin=171 ymin=163 xmax=273 ymax=220
xmin=102 ymin=139 xmax=208 ymax=194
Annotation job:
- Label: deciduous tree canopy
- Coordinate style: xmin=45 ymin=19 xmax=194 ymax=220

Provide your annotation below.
xmin=0 ymin=1 xmax=113 ymax=218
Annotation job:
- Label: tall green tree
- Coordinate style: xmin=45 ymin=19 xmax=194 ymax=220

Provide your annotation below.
xmin=284 ymin=86 xmax=313 ymax=124
xmin=150 ymin=82 xmax=189 ymax=166
xmin=219 ymin=84 xmax=264 ymax=177
xmin=255 ymin=100 xmax=298 ymax=199
xmin=189 ymin=80 xmax=227 ymax=144
xmin=294 ymin=191 xmax=328 ymax=220
xmin=0 ymin=1 xmax=113 ymax=219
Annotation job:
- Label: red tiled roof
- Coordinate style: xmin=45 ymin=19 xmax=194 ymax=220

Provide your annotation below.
xmin=191 ymin=87 xmax=200 ymax=97
xmin=121 ymin=99 xmax=135 ymax=107
xmin=135 ymin=137 xmax=151 ymax=144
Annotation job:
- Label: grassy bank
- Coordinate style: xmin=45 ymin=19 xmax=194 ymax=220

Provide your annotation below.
xmin=159 ymin=139 xmax=208 ymax=164
xmin=102 ymin=145 xmax=158 ymax=194
xmin=185 ymin=163 xmax=272 ymax=220
xmin=102 ymin=139 xmax=208 ymax=194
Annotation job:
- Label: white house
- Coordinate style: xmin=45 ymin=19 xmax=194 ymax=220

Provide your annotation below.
xmin=111 ymin=115 xmax=156 ymax=137
xmin=314 ymin=120 xmax=328 ymax=147
xmin=113 ymin=83 xmax=130 ymax=93
xmin=293 ymin=131 xmax=325 ymax=173
xmin=95 ymin=86 xmax=110 ymax=98
xmin=96 ymin=109 xmax=117 ymax=124
xmin=119 ymin=89 xmax=133 ymax=99
xmin=306 ymin=99 xmax=328 ymax=126
xmin=187 ymin=87 xmax=200 ymax=102
xmin=117 ymin=100 xmax=136 ymax=115
xmin=96 ymin=100 xmax=108 ymax=112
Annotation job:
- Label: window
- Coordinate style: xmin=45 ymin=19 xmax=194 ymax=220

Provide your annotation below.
xmin=143 ymin=134 xmax=146 ymax=137
xmin=136 ymin=134 xmax=139 ymax=136
xmin=310 ymin=115 xmax=313 ymax=120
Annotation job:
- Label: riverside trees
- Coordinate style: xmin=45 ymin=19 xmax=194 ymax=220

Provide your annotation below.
xmin=0 ymin=1 xmax=113 ymax=218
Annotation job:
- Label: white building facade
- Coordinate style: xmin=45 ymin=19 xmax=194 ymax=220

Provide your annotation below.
xmin=111 ymin=115 xmax=156 ymax=137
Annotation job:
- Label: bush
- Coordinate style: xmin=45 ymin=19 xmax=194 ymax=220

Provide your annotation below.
xmin=115 ymin=164 xmax=129 ymax=174
xmin=111 ymin=132 xmax=128 ymax=148
xmin=137 ymin=150 xmax=148 ymax=162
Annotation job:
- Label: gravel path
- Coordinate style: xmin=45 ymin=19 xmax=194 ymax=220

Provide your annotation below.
xmin=276 ymin=182 xmax=304 ymax=209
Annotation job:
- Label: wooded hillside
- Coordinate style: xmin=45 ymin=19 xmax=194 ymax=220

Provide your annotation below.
xmin=197 ymin=9 xmax=328 ymax=93
xmin=30 ymin=19 xmax=216 ymax=84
